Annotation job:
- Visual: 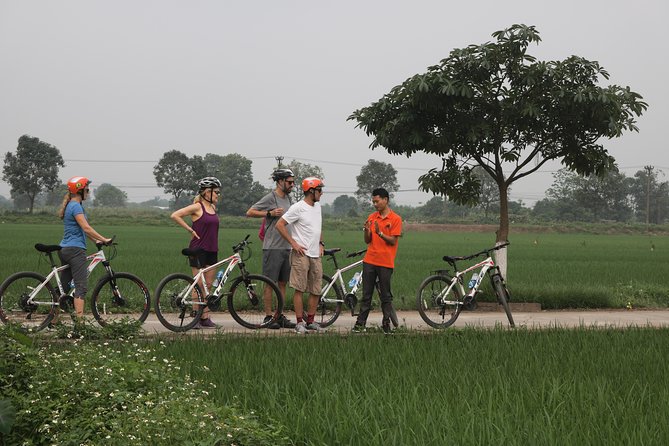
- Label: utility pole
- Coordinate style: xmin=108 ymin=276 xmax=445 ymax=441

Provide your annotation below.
xmin=275 ymin=156 xmax=284 ymax=168
xmin=644 ymin=165 xmax=654 ymax=228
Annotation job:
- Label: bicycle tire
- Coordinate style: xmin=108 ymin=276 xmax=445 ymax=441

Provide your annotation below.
xmin=316 ymin=274 xmax=343 ymax=328
xmin=154 ymin=273 xmax=204 ymax=332
xmin=491 ymin=274 xmax=515 ymax=328
xmin=0 ymin=271 xmax=58 ymax=332
xmin=416 ymin=274 xmax=464 ymax=329
xmin=90 ymin=272 xmax=151 ymax=327
xmin=227 ymin=274 xmax=283 ymax=329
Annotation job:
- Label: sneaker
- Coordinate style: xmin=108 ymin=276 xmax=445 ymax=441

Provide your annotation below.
xmin=198 ymin=318 xmax=218 ymax=329
xmin=382 ymin=323 xmax=394 ymax=335
xmin=295 ymin=321 xmax=308 ymax=334
xmin=351 ymin=324 xmax=366 ymax=333
xmin=278 ymin=314 xmax=296 ymax=329
xmin=263 ymin=315 xmax=281 ymax=330
xmin=306 ymin=322 xmax=324 ymax=333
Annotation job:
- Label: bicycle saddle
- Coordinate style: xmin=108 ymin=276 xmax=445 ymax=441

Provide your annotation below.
xmin=34 ymin=243 xmax=62 ymax=253
xmin=323 ymin=248 xmax=341 ymax=256
xmin=182 ymin=247 xmax=205 ymax=257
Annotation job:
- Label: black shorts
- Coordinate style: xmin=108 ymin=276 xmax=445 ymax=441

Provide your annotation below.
xmin=188 ymin=250 xmax=218 ymax=268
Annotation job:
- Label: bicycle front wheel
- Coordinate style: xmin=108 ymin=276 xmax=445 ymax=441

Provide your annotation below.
xmin=91 ymin=272 xmax=151 ymax=327
xmin=154 ymin=273 xmax=204 ymax=332
xmin=227 ymin=274 xmax=283 ymax=329
xmin=0 ymin=271 xmax=58 ymax=332
xmin=316 ymin=274 xmax=343 ymax=328
xmin=491 ymin=274 xmax=515 ymax=328
xmin=416 ymin=274 xmax=463 ymax=329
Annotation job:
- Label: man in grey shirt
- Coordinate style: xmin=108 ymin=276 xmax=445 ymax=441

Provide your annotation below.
xmin=246 ymin=168 xmax=296 ymax=328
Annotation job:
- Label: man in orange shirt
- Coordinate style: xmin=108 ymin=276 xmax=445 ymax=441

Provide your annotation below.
xmin=353 ymin=188 xmax=402 ymax=334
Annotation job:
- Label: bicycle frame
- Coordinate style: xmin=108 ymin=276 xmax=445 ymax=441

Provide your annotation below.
xmin=320 ymin=258 xmax=364 ymax=304
xmin=434 ymin=256 xmax=497 ymax=308
xmin=177 ymin=251 xmax=243 ymax=304
xmin=27 ymin=248 xmax=109 ymax=307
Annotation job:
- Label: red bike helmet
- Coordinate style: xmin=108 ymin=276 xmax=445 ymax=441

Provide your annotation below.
xmin=301 ymin=177 xmax=324 ymax=192
xmin=67 ymin=176 xmax=91 ymax=194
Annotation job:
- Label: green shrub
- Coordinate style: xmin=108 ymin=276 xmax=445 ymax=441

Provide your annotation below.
xmin=0 ymin=326 xmax=288 ymax=445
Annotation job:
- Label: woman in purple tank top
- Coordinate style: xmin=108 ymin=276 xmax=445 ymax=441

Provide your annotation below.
xmin=170 ymin=177 xmax=222 ymax=328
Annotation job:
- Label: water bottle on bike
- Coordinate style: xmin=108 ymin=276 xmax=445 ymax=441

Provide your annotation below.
xmin=348 ymin=271 xmax=362 ymax=288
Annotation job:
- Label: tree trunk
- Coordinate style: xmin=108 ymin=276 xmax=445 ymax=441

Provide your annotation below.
xmin=495 ymin=182 xmax=510 ymax=280
xmin=28 ymin=193 xmax=36 ymax=214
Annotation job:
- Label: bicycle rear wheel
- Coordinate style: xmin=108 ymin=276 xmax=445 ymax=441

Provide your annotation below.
xmin=491 ymin=274 xmax=515 ymax=328
xmin=316 ymin=274 xmax=343 ymax=328
xmin=0 ymin=271 xmax=58 ymax=332
xmin=91 ymin=272 xmax=151 ymax=327
xmin=154 ymin=273 xmax=204 ymax=332
xmin=416 ymin=274 xmax=463 ymax=329
xmin=227 ymin=274 xmax=283 ymax=329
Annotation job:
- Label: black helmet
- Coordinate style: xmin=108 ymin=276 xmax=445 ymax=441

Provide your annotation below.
xmin=197 ymin=177 xmax=221 ymax=190
xmin=271 ymin=168 xmax=295 ymax=182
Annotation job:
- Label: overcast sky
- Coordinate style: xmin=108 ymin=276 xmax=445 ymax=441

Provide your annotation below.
xmin=1 ymin=0 xmax=667 ymax=206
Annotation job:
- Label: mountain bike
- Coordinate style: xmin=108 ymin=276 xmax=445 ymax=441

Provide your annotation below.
xmin=317 ymin=248 xmax=398 ymax=328
xmin=0 ymin=237 xmax=151 ymax=332
xmin=154 ymin=235 xmax=283 ymax=332
xmin=416 ymin=242 xmax=514 ymax=329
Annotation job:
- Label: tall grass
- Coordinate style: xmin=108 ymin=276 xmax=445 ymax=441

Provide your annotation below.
xmin=1 ymin=223 xmax=668 ymax=309
xmin=154 ymin=328 xmax=669 ymax=445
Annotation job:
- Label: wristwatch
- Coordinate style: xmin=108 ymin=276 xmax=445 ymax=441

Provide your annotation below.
xmin=266 ymin=210 xmax=272 ymax=218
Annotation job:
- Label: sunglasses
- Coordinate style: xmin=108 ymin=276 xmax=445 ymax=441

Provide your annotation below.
xmin=212 ymin=190 xmax=221 ymax=195
xmin=84 ymin=189 xmax=90 ymax=193
xmin=314 ymin=188 xmax=323 ymax=193
xmin=284 ymin=180 xmax=295 ymax=185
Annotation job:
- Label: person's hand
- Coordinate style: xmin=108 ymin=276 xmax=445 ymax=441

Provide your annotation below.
xmin=374 ymin=221 xmax=380 ymax=234
xmin=291 ymin=241 xmax=306 ymax=256
xmin=191 ymin=230 xmax=200 ymax=240
xmin=273 ymin=207 xmax=284 ymax=217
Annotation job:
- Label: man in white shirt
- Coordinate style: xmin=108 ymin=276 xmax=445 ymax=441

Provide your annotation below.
xmin=276 ymin=177 xmax=325 ymax=334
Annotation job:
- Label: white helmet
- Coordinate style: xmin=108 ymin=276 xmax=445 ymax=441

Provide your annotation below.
xmin=197 ymin=177 xmax=221 ymax=190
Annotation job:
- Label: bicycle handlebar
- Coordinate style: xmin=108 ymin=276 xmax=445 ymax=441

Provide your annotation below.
xmin=95 ymin=235 xmax=117 ymax=249
xmin=346 ymin=249 xmax=367 ymax=258
xmin=232 ymin=234 xmax=251 ymax=253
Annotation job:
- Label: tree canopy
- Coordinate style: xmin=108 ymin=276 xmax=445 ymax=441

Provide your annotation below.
xmin=355 ymin=159 xmax=400 ymax=203
xmin=93 ymin=183 xmax=128 ymax=208
xmin=2 ymin=135 xmax=65 ymax=213
xmin=349 ymin=24 xmax=647 ymax=245
xmin=203 ymin=153 xmax=266 ymax=215
xmin=153 ymin=150 xmax=201 ymax=208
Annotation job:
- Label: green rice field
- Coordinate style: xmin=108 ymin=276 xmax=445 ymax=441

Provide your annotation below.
xmin=152 ymin=328 xmax=669 ymax=445
xmin=1 ymin=223 xmax=668 ymax=309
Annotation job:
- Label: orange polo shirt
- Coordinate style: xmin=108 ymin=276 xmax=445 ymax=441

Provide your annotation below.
xmin=363 ymin=209 xmax=402 ymax=269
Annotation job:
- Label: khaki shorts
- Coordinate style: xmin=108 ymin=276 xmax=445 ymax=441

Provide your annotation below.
xmin=289 ymin=251 xmax=322 ymax=295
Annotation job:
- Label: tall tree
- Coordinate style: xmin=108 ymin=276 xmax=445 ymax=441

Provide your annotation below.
xmin=153 ymin=150 xmax=201 ymax=208
xmin=93 ymin=183 xmax=128 ymax=207
xmin=332 ymin=194 xmax=359 ymax=217
xmin=349 ymin=24 xmax=647 ymax=276
xmin=286 ymin=160 xmax=325 ymax=202
xmin=537 ymin=168 xmax=632 ymax=222
xmin=204 ymin=153 xmax=266 ymax=215
xmin=355 ymin=159 xmax=400 ymax=203
xmin=3 ymin=135 xmax=65 ymax=213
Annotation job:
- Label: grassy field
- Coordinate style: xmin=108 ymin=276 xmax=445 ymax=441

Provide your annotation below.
xmin=1 ymin=223 xmax=668 ymax=309
xmin=152 ymin=328 xmax=669 ymax=445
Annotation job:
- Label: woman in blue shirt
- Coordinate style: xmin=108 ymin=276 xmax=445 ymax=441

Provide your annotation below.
xmin=58 ymin=176 xmax=112 ymax=318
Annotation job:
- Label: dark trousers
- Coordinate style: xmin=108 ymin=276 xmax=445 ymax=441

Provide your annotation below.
xmin=355 ymin=262 xmax=395 ymax=327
